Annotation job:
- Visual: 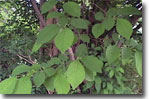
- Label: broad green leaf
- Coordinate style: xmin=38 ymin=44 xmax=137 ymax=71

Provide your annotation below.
xmin=80 ymin=34 xmax=90 ymax=43
xmin=66 ymin=60 xmax=85 ymax=89
xmin=118 ymin=67 xmax=124 ymax=73
xmin=92 ymin=24 xmax=105 ymax=38
xmin=58 ymin=54 xmax=68 ymax=62
xmin=107 ymin=8 xmax=118 ymax=16
xmin=103 ymin=16 xmax=115 ymax=31
xmin=12 ymin=64 xmax=31 ymax=76
xmin=0 ymin=77 xmax=17 ymax=94
xmin=44 ymin=76 xmax=55 ymax=91
xmin=58 ymin=15 xmax=68 ymax=26
xmin=95 ymin=11 xmax=104 ymax=21
xmin=32 ymin=24 xmax=61 ymax=53
xmin=48 ymin=57 xmax=61 ymax=65
xmin=31 ymin=64 xmax=41 ymax=71
xmin=121 ymin=47 xmax=132 ymax=65
xmin=47 ymin=12 xmax=64 ymax=19
xmin=44 ymin=67 xmax=56 ymax=77
xmin=107 ymin=83 xmax=113 ymax=91
xmin=75 ymin=44 xmax=88 ymax=57
xmin=116 ymin=18 xmax=133 ymax=39
xmin=81 ymin=56 xmax=103 ymax=73
xmin=109 ymin=70 xmax=115 ymax=78
xmin=85 ymin=68 xmax=96 ymax=81
xmin=33 ymin=71 xmax=46 ymax=87
xmin=63 ymin=2 xmax=81 ymax=17
xmin=54 ymin=28 xmax=74 ymax=53
xmin=13 ymin=76 xmax=32 ymax=94
xmin=70 ymin=18 xmax=90 ymax=29
xmin=106 ymin=45 xmax=120 ymax=64
xmin=95 ymin=76 xmax=102 ymax=93
xmin=135 ymin=51 xmax=142 ymax=77
xmin=54 ymin=74 xmax=70 ymax=94
xmin=41 ymin=0 xmax=58 ymax=14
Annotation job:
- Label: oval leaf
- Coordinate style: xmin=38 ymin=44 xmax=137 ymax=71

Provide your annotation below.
xmin=103 ymin=16 xmax=115 ymax=31
xmin=54 ymin=28 xmax=74 ymax=53
xmin=92 ymin=24 xmax=105 ymax=38
xmin=44 ymin=76 xmax=55 ymax=91
xmin=135 ymin=51 xmax=142 ymax=77
xmin=66 ymin=60 xmax=85 ymax=89
xmin=116 ymin=18 xmax=133 ymax=39
xmin=95 ymin=11 xmax=104 ymax=21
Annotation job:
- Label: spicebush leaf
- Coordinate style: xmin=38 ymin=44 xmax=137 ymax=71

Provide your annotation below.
xmin=81 ymin=56 xmax=103 ymax=73
xmin=103 ymin=16 xmax=115 ymax=31
xmin=92 ymin=24 xmax=105 ymax=38
xmin=63 ymin=2 xmax=81 ymax=17
xmin=44 ymin=67 xmax=56 ymax=77
xmin=44 ymin=76 xmax=55 ymax=91
xmin=95 ymin=11 xmax=104 ymax=21
xmin=121 ymin=47 xmax=132 ymax=65
xmin=47 ymin=12 xmax=64 ymax=19
xmin=106 ymin=45 xmax=120 ymax=64
xmin=33 ymin=71 xmax=46 ymax=87
xmin=135 ymin=51 xmax=142 ymax=77
xmin=13 ymin=76 xmax=32 ymax=94
xmin=54 ymin=74 xmax=70 ymax=94
xmin=54 ymin=28 xmax=74 ymax=53
xmin=70 ymin=18 xmax=90 ymax=29
xmin=0 ymin=77 xmax=17 ymax=94
xmin=41 ymin=0 xmax=58 ymax=14
xmin=116 ymin=18 xmax=133 ymax=39
xmin=85 ymin=68 xmax=96 ymax=81
xmin=12 ymin=64 xmax=31 ymax=76
xmin=75 ymin=44 xmax=88 ymax=57
xmin=80 ymin=34 xmax=90 ymax=43
xmin=66 ymin=60 xmax=85 ymax=89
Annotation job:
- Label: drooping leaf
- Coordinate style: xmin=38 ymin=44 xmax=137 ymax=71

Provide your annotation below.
xmin=32 ymin=24 xmax=61 ymax=53
xmin=92 ymin=24 xmax=105 ymax=38
xmin=54 ymin=74 xmax=70 ymax=94
xmin=135 ymin=51 xmax=142 ymax=77
xmin=12 ymin=64 xmax=31 ymax=76
xmin=80 ymin=34 xmax=90 ymax=43
xmin=75 ymin=44 xmax=88 ymax=57
xmin=70 ymin=18 xmax=90 ymax=29
xmin=58 ymin=15 xmax=69 ymax=26
xmin=47 ymin=12 xmax=64 ymax=19
xmin=66 ymin=60 xmax=85 ymax=89
xmin=95 ymin=11 xmax=104 ymax=21
xmin=54 ymin=28 xmax=74 ymax=53
xmin=81 ymin=56 xmax=103 ymax=73
xmin=0 ymin=77 xmax=17 ymax=94
xmin=116 ymin=18 xmax=133 ymax=39
xmin=63 ymin=2 xmax=81 ymax=17
xmin=13 ymin=76 xmax=32 ymax=94
xmin=41 ymin=0 xmax=58 ymax=14
xmin=44 ymin=76 xmax=55 ymax=91
xmin=85 ymin=68 xmax=96 ymax=81
xmin=44 ymin=67 xmax=56 ymax=77
xmin=103 ymin=16 xmax=115 ymax=31
xmin=106 ymin=45 xmax=120 ymax=64
xmin=95 ymin=76 xmax=102 ymax=93
xmin=33 ymin=71 xmax=46 ymax=87
xmin=121 ymin=47 xmax=132 ymax=65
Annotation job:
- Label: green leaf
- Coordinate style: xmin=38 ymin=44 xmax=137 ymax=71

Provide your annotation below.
xmin=103 ymin=16 xmax=115 ymax=31
xmin=63 ymin=2 xmax=81 ymax=17
xmin=13 ymin=76 xmax=32 ymax=94
xmin=109 ymin=70 xmax=115 ymax=78
xmin=41 ymin=0 xmax=58 ymax=14
xmin=107 ymin=83 xmax=113 ymax=91
xmin=106 ymin=45 xmax=120 ymax=64
xmin=44 ymin=76 xmax=55 ymax=91
xmin=95 ymin=11 xmax=104 ymax=21
xmin=116 ymin=18 xmax=133 ymax=39
xmin=58 ymin=15 xmax=69 ymax=26
xmin=81 ymin=56 xmax=103 ymax=73
xmin=80 ymin=34 xmax=90 ymax=43
xmin=44 ymin=67 xmax=56 ymax=77
xmin=75 ymin=44 xmax=88 ymax=57
xmin=70 ymin=18 xmax=90 ymax=29
xmin=92 ymin=24 xmax=105 ymax=38
xmin=135 ymin=51 xmax=142 ymax=77
xmin=95 ymin=76 xmax=102 ymax=93
xmin=121 ymin=47 xmax=132 ymax=65
xmin=33 ymin=71 xmax=46 ymax=87
xmin=0 ymin=77 xmax=17 ymax=94
xmin=12 ymin=64 xmax=31 ymax=76
xmin=54 ymin=28 xmax=74 ymax=53
xmin=54 ymin=74 xmax=70 ymax=94
xmin=47 ymin=12 xmax=64 ymax=19
xmin=85 ymin=68 xmax=96 ymax=81
xmin=31 ymin=64 xmax=41 ymax=71
xmin=66 ymin=60 xmax=85 ymax=89
xmin=32 ymin=24 xmax=60 ymax=53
